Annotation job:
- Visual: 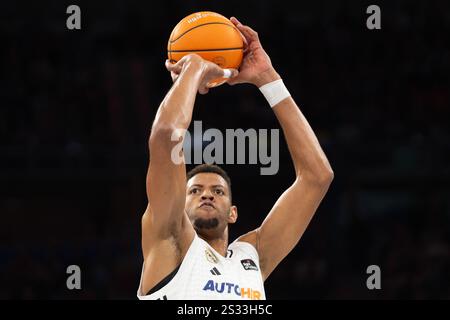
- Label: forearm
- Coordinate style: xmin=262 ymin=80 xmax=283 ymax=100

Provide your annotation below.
xmin=274 ymin=98 xmax=333 ymax=180
xmin=261 ymin=70 xmax=333 ymax=181
xmin=152 ymin=59 xmax=203 ymax=134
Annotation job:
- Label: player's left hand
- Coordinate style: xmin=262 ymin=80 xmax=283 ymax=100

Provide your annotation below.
xmin=227 ymin=17 xmax=281 ymax=87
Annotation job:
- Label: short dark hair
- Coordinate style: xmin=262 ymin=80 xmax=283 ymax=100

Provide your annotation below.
xmin=187 ymin=164 xmax=232 ymax=201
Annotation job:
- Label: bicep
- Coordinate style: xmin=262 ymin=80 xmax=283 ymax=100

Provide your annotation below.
xmin=257 ymin=177 xmax=331 ymax=280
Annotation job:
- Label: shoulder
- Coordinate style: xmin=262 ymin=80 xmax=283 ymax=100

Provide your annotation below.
xmin=232 ymin=228 xmax=258 ymax=253
xmin=229 ymin=231 xmax=259 ymax=260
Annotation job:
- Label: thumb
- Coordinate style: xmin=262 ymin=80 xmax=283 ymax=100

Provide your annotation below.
xmin=223 ymin=68 xmax=239 ymax=86
xmin=223 ymin=68 xmax=239 ymax=80
xmin=165 ymin=59 xmax=183 ymax=74
xmin=226 ymin=70 xmax=242 ymax=86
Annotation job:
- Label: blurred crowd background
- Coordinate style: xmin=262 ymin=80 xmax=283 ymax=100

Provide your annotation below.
xmin=1 ymin=0 xmax=449 ymax=299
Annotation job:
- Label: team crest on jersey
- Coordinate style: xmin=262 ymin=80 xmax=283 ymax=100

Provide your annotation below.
xmin=241 ymin=259 xmax=258 ymax=271
xmin=205 ymin=248 xmax=219 ymax=264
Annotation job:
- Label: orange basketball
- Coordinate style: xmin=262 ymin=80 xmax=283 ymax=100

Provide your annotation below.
xmin=168 ymin=12 xmax=244 ymax=87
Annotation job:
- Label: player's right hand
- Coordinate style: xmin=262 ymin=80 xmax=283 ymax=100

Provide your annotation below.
xmin=165 ymin=54 xmax=238 ymax=95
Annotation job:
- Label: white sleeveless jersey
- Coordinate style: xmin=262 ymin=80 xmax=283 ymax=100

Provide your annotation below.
xmin=137 ymin=234 xmax=266 ymax=300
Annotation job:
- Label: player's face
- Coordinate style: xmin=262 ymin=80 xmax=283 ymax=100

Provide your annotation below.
xmin=185 ymin=173 xmax=232 ymax=231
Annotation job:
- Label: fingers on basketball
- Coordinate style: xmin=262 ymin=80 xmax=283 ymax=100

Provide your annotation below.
xmin=229 ymin=17 xmax=259 ymax=43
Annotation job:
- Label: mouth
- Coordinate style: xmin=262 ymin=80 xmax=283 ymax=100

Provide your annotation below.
xmin=199 ymin=202 xmax=215 ymax=209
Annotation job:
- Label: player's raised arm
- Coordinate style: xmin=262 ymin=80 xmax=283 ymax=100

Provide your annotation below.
xmin=230 ymin=17 xmax=334 ymax=280
xmin=142 ymin=54 xmax=237 ymax=254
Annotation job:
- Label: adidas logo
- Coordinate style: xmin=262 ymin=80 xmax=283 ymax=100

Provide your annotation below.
xmin=210 ymin=267 xmax=221 ymax=275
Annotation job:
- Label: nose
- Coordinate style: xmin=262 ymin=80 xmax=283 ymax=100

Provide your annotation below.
xmin=201 ymin=190 xmax=214 ymax=201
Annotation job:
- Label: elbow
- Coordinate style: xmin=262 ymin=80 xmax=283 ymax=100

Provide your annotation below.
xmin=321 ymin=168 xmax=334 ymax=185
xmin=301 ymin=166 xmax=334 ymax=187
xmin=317 ymin=167 xmax=334 ymax=187
xmin=313 ymin=156 xmax=334 ymax=186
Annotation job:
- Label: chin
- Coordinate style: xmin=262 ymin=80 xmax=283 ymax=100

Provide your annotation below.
xmin=193 ymin=217 xmax=219 ymax=230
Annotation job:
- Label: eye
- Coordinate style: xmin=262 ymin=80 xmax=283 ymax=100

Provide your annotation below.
xmin=214 ymin=189 xmax=224 ymax=195
xmin=189 ymin=188 xmax=200 ymax=194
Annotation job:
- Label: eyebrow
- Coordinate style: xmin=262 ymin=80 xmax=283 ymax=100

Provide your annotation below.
xmin=189 ymin=184 xmax=226 ymax=189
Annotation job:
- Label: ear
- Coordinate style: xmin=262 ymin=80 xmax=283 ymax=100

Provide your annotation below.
xmin=227 ymin=205 xmax=238 ymax=224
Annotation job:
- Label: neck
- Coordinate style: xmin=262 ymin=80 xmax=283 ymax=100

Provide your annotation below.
xmin=198 ymin=230 xmax=229 ymax=257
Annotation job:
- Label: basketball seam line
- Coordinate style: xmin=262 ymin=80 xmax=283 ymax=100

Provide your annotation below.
xmin=169 ymin=22 xmax=239 ymax=44
xmin=168 ymin=47 xmax=244 ymax=53
xmin=169 ymin=36 xmax=172 ymax=61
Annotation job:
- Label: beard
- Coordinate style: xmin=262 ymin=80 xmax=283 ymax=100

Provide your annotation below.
xmin=193 ymin=217 xmax=219 ymax=230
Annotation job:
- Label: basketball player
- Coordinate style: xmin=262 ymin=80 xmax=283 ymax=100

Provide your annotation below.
xmin=137 ymin=17 xmax=334 ymax=300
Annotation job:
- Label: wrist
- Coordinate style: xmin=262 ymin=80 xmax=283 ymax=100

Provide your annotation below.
xmin=181 ymin=57 xmax=206 ymax=84
xmin=259 ymin=78 xmax=291 ymax=108
xmin=182 ymin=55 xmax=204 ymax=73
xmin=253 ymin=68 xmax=281 ymax=88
